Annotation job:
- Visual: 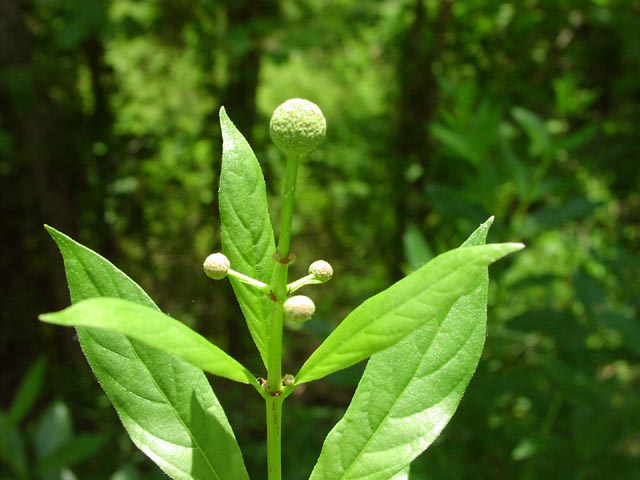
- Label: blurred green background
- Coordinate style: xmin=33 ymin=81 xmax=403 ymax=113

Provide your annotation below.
xmin=1 ymin=0 xmax=639 ymax=478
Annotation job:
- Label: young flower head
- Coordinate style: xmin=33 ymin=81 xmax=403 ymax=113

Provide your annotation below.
xmin=270 ymin=99 xmax=326 ymax=156
xmin=308 ymin=260 xmax=333 ymax=283
xmin=283 ymin=295 xmax=316 ymax=323
xmin=203 ymin=253 xmax=230 ymax=280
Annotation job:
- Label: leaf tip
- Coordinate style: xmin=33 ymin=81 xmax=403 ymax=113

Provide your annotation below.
xmin=38 ymin=312 xmax=54 ymax=324
xmin=503 ymin=242 xmax=525 ymax=254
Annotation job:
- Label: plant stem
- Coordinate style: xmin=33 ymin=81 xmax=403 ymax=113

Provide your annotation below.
xmin=276 ymin=154 xmax=300 ymax=258
xmin=266 ymin=395 xmax=284 ymax=480
xmin=265 ymin=153 xmax=301 ymax=480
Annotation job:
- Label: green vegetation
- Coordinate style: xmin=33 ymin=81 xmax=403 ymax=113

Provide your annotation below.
xmin=1 ymin=0 xmax=639 ymax=478
xmin=37 ymin=102 xmax=521 ymax=479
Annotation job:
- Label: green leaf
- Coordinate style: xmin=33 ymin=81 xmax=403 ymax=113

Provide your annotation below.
xmin=429 ymin=123 xmax=480 ymax=166
xmin=296 ymin=242 xmax=523 ymax=385
xmin=44 ymin=225 xmax=249 ymax=480
xmin=34 ymin=401 xmax=72 ymax=462
xmin=40 ymin=297 xmax=254 ymax=384
xmin=36 ymin=433 xmax=106 ymax=475
xmin=511 ymin=107 xmax=551 ymax=157
xmin=0 ymin=412 xmax=29 ymax=478
xmin=310 ymin=218 xmax=502 ymax=479
xmin=8 ymin=356 xmax=46 ymax=425
xmin=218 ymin=107 xmax=276 ymax=367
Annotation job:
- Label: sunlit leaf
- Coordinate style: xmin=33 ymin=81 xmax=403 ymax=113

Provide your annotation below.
xmin=296 ymin=241 xmax=523 ymax=385
xmin=40 ymin=297 xmax=254 ymax=384
xmin=310 ymin=218 xmax=500 ymax=479
xmin=44 ymin=226 xmax=249 ymax=480
xmin=219 ymin=107 xmax=276 ymax=367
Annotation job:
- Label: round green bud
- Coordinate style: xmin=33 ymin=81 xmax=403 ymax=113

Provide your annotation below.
xmin=309 ymin=260 xmax=333 ymax=283
xmin=270 ymin=98 xmax=326 ymax=156
xmin=203 ymin=253 xmax=230 ymax=280
xmin=283 ymin=295 xmax=316 ymax=323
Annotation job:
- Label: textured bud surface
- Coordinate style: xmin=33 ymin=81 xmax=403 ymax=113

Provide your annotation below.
xmin=270 ymin=99 xmax=326 ymax=156
xmin=309 ymin=260 xmax=333 ymax=283
xmin=283 ymin=295 xmax=316 ymax=323
xmin=282 ymin=374 xmax=295 ymax=387
xmin=203 ymin=253 xmax=230 ymax=280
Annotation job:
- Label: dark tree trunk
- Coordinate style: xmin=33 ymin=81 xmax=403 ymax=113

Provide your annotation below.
xmin=387 ymin=0 xmax=452 ymax=280
xmin=0 ymin=0 xmax=76 ymax=306
xmin=83 ymin=34 xmax=118 ymax=259
xmin=222 ymin=0 xmax=280 ymax=143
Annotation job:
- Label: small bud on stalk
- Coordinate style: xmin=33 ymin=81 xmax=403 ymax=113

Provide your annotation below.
xmin=308 ymin=260 xmax=333 ymax=283
xmin=203 ymin=253 xmax=230 ymax=280
xmin=283 ymin=295 xmax=316 ymax=323
xmin=270 ymin=99 xmax=326 ymax=156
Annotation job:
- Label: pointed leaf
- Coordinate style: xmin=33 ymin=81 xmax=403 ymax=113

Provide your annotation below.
xmin=310 ymin=218 xmax=503 ymax=479
xmin=40 ymin=298 xmax=255 ymax=384
xmin=218 ymin=107 xmax=276 ymax=367
xmin=296 ymin=242 xmax=524 ymax=385
xmin=0 ymin=413 xmax=28 ymax=478
xmin=44 ymin=226 xmax=249 ymax=480
xmin=8 ymin=356 xmax=46 ymax=425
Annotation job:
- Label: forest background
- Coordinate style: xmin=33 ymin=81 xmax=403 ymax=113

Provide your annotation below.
xmin=1 ymin=0 xmax=639 ymax=478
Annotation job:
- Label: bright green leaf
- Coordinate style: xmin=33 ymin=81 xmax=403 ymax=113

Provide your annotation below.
xmin=219 ymin=107 xmax=276 ymax=367
xmin=296 ymin=241 xmax=523 ymax=385
xmin=40 ymin=297 xmax=254 ymax=384
xmin=44 ymin=226 xmax=249 ymax=480
xmin=310 ymin=218 xmax=501 ymax=479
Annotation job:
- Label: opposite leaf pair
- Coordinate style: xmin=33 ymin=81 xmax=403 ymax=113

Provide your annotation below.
xmin=40 ymin=104 xmax=522 ymax=479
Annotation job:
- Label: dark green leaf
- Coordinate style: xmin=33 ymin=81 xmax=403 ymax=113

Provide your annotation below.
xmin=36 ymin=433 xmax=106 ymax=475
xmin=218 ymin=107 xmax=276 ymax=367
xmin=8 ymin=356 xmax=46 ymax=425
xmin=34 ymin=401 xmax=72 ymax=461
xmin=0 ymin=413 xmax=28 ymax=478
xmin=44 ymin=225 xmax=249 ymax=480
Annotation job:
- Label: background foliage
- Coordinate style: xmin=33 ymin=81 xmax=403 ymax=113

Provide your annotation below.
xmin=1 ymin=0 xmax=638 ymax=478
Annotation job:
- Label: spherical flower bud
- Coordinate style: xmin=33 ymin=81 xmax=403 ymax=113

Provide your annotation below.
xmin=270 ymin=99 xmax=326 ymax=156
xmin=282 ymin=374 xmax=295 ymax=387
xmin=203 ymin=253 xmax=230 ymax=280
xmin=283 ymin=295 xmax=316 ymax=323
xmin=309 ymin=260 xmax=333 ymax=283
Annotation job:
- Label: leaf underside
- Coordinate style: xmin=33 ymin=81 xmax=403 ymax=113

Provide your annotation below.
xmin=218 ymin=107 xmax=277 ymax=368
xmin=44 ymin=226 xmax=249 ymax=480
xmin=310 ymin=218 xmax=500 ymax=479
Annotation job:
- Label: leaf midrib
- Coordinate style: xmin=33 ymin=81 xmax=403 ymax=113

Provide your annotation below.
xmin=301 ymin=257 xmax=483 ymax=381
xmin=75 ymin=255 xmax=223 ymax=480
xmin=337 ymin=290 xmax=482 ymax=480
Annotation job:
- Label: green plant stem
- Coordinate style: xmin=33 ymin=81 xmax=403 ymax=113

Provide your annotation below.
xmin=265 ymin=153 xmax=301 ymax=480
xmin=266 ymin=395 xmax=284 ymax=480
xmin=277 ymin=154 xmax=300 ymax=258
